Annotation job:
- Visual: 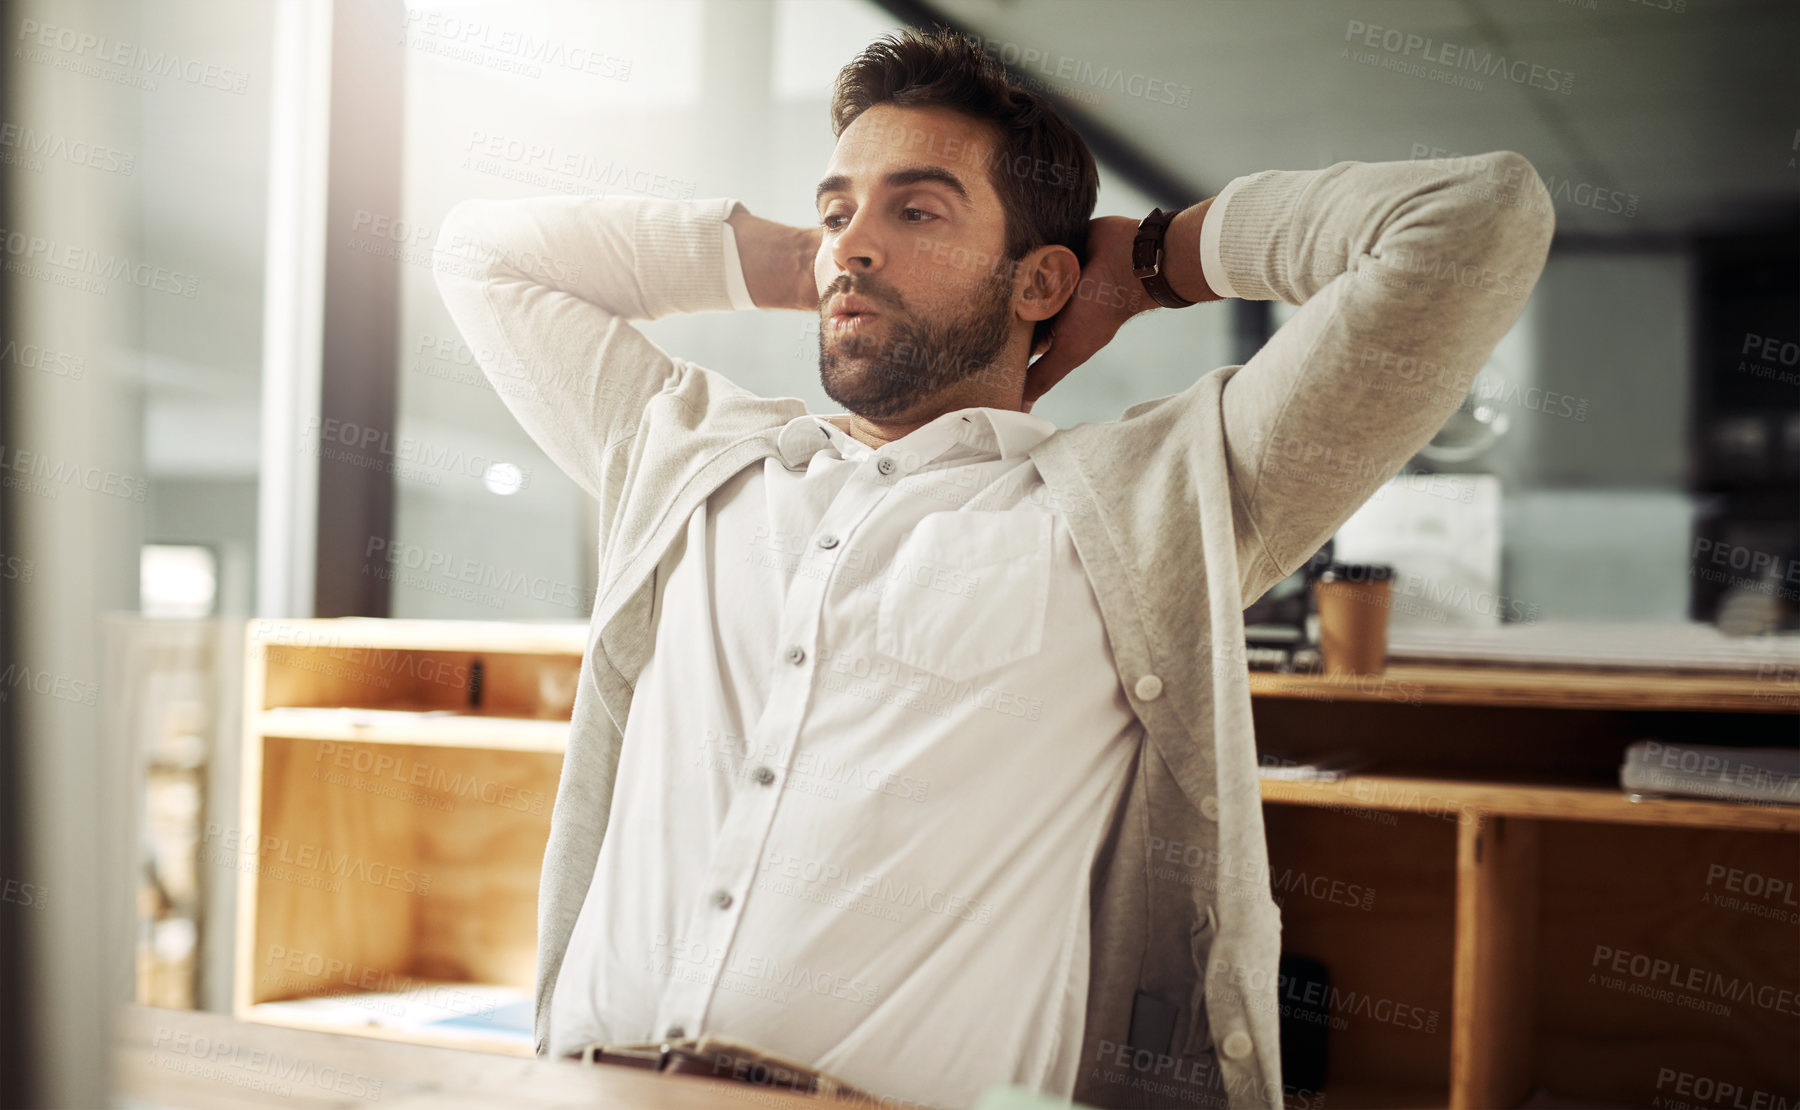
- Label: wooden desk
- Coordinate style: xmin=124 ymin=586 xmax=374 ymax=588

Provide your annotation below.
xmin=114 ymin=1004 xmax=846 ymax=1109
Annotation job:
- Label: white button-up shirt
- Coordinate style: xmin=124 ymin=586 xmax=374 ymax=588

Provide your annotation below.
xmin=549 ymin=327 xmax=1147 ymax=1105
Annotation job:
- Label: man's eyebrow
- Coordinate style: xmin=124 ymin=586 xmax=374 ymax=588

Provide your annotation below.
xmin=814 ymin=165 xmax=975 ymax=210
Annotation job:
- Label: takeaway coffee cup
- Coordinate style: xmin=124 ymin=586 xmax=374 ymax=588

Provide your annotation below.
xmin=1314 ymin=562 xmax=1395 ymax=677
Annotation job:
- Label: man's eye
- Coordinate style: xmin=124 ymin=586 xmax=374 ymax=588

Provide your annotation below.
xmin=902 ymin=208 xmax=934 ymax=223
xmin=822 ymin=213 xmax=849 ymax=231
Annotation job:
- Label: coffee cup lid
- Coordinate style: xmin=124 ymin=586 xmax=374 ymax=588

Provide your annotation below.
xmin=1317 ymin=561 xmax=1394 ymax=583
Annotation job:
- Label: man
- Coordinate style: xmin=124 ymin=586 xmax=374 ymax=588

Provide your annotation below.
xmin=433 ymin=27 xmax=1553 ymax=1110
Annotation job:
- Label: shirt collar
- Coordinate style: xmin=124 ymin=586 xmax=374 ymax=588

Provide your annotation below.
xmin=775 ymin=406 xmax=1056 ymax=471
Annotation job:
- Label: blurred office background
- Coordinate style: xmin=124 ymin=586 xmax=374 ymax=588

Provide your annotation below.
xmin=2 ymin=0 xmax=1795 ymax=1106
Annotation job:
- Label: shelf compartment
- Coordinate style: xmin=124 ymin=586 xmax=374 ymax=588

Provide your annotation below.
xmin=233 ymin=736 xmax=560 ymax=1040
xmin=247 ymin=620 xmax=584 ymax=721
xmin=1531 ymin=820 xmax=1800 ymax=1105
xmin=1263 ymin=805 xmax=1458 ymax=1105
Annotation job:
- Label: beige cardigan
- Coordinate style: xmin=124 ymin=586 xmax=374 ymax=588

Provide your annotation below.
xmin=432 ymin=150 xmax=1553 ymax=1108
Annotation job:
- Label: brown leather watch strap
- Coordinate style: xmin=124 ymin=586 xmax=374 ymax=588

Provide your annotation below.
xmin=1131 ymin=205 xmax=1198 ymax=309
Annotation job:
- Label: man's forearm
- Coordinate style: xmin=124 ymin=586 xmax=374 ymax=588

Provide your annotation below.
xmin=1157 ymin=196 xmax=1221 ymax=305
xmin=727 ymin=209 xmax=821 ymax=312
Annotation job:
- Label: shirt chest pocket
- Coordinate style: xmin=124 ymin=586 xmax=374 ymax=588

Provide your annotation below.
xmin=874 ymin=510 xmax=1053 ymax=684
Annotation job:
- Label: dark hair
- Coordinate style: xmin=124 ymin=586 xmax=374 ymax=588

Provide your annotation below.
xmin=830 ymin=27 xmax=1099 ymax=353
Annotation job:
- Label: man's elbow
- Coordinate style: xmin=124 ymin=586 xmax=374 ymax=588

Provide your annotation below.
xmin=1492 ymin=150 xmax=1556 ymax=253
xmin=431 ymin=198 xmax=502 ymax=288
xmin=1456 ymin=150 xmax=1556 ymax=263
xmin=1406 ymin=149 xmax=1556 ymax=316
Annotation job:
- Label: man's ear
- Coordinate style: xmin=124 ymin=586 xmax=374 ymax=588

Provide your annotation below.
xmin=1013 ymin=243 xmax=1080 ymax=328
xmin=1020 ymin=245 xmax=1079 ymax=359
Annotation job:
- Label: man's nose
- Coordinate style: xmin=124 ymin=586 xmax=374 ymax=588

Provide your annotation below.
xmin=831 ymin=250 xmax=877 ymax=276
xmin=828 ymin=212 xmax=884 ymax=273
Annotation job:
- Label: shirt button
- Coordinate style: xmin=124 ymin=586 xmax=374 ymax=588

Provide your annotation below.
xmin=752 ymin=766 xmax=775 ymax=786
xmin=711 ymin=889 xmax=733 ymax=910
xmin=665 ymin=1025 xmax=686 ymax=1039
xmin=817 ymin=534 xmax=839 ymax=549
xmin=1221 ymin=1030 xmax=1253 ymax=1060
xmin=1134 ymin=674 xmax=1163 ymax=701
xmin=785 ymin=645 xmax=806 ymax=665
xmin=1201 ymin=795 xmax=1219 ymax=821
xmin=876 ymin=457 xmax=896 ymax=476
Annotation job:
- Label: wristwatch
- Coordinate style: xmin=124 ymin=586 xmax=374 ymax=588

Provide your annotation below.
xmin=1131 ymin=206 xmax=1198 ymax=309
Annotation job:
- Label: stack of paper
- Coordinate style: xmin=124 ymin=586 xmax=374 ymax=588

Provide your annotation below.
xmin=1620 ymin=740 xmax=1800 ymax=806
xmin=255 ymin=982 xmax=533 ymax=1045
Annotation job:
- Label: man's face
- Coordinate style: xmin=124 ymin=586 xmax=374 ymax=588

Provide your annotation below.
xmin=812 ymin=103 xmax=1022 ymax=421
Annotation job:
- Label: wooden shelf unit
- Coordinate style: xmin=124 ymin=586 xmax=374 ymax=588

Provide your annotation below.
xmin=234 ymin=619 xmax=1797 ymax=1106
xmin=233 ymin=619 xmax=587 ymax=1055
xmin=1255 ymin=682 xmax=1798 ymax=1110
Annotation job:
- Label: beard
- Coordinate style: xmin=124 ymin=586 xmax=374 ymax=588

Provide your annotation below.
xmin=816 ymin=268 xmax=1014 ymax=421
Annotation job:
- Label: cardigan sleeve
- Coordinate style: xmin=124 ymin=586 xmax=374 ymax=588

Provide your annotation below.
xmin=1202 ymin=152 xmax=1555 ymax=604
xmin=431 ymin=194 xmax=746 ymax=518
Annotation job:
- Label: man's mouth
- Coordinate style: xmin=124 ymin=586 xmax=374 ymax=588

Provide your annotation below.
xmin=829 ymin=310 xmax=880 ymax=332
xmin=828 ymin=292 xmax=884 ymax=318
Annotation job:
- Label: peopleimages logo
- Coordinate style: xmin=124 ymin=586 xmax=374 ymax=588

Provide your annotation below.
xmin=312 ymin=741 xmax=548 ymax=816
xmin=649 ymin=931 xmax=883 ymax=1007
xmin=401 ymin=9 xmax=631 ymax=82
xmin=14 ymin=19 xmax=251 ymax=95
xmin=363 ymin=537 xmax=586 ymax=610
xmin=303 ymin=415 xmax=532 ymax=492
xmin=151 ymin=1026 xmax=381 ymax=1101
xmin=1408 ymin=143 xmax=1636 ymax=218
xmin=1655 ymin=1068 xmax=1790 ymax=1110
xmin=1344 ymin=20 xmax=1576 ymax=94
xmin=0 ymin=442 xmax=148 ymax=502
xmin=461 ymin=130 xmax=696 ymax=201
xmin=1591 ymin=944 xmax=1800 ymax=1017
xmin=203 ymin=824 xmax=434 ymax=897
xmin=0 ymin=121 xmax=135 ymax=175
xmin=0 ymin=225 xmax=198 ymax=298
xmin=968 ymin=37 xmax=1193 ymax=107
xmin=0 ymin=337 xmax=85 ymax=379
xmin=0 ymin=663 xmax=98 ymax=707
